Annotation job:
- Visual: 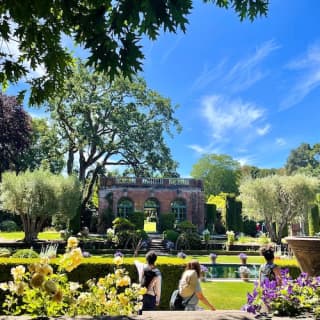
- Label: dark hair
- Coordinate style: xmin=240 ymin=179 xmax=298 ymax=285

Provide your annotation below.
xmin=185 ymin=259 xmax=201 ymax=278
xmin=260 ymin=245 xmax=275 ymax=261
xmin=146 ymin=251 xmax=157 ymax=265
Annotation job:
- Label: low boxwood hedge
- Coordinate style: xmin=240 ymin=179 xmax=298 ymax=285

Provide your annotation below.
xmin=0 ymin=258 xmax=300 ymax=310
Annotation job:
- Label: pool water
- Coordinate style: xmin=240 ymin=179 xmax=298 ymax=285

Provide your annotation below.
xmin=203 ymin=263 xmax=260 ymax=280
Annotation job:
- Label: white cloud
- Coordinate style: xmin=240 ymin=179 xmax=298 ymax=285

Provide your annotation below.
xmin=235 ymin=155 xmax=256 ymax=166
xmin=161 ymin=34 xmax=184 ymax=64
xmin=187 ymin=143 xmax=221 ymax=155
xmin=201 ymin=95 xmax=265 ymax=141
xmin=192 ymin=40 xmax=280 ymax=92
xmin=275 ymin=138 xmax=286 ymax=146
xmin=225 ymin=40 xmax=280 ymax=92
xmin=256 ymin=124 xmax=271 ymax=136
xmin=280 ymin=43 xmax=320 ymax=110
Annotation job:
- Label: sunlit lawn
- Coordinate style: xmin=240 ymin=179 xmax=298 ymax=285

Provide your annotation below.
xmin=0 ymin=231 xmax=61 ymax=241
xmin=144 ymin=221 xmax=156 ymax=232
xmin=200 ymin=281 xmax=254 ymax=310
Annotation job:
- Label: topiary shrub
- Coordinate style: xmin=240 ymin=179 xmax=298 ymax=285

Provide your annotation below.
xmin=0 ymin=220 xmax=19 ymax=231
xmin=12 ymin=249 xmax=39 ymax=258
xmin=158 ymin=213 xmax=175 ymax=232
xmin=163 ymin=229 xmax=179 ymax=243
xmin=175 ymin=220 xmax=197 ymax=233
xmin=128 ymin=211 xmax=144 ymax=229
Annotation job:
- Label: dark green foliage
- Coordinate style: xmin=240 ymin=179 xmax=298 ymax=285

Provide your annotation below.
xmin=243 ymin=218 xmax=257 ymax=237
xmin=12 ymin=249 xmax=39 ymax=258
xmin=1 ymin=1 xmax=268 ymax=105
xmin=0 ymin=220 xmax=19 ymax=232
xmin=225 ymin=196 xmax=243 ymax=232
xmin=128 ymin=211 xmax=144 ymax=230
xmin=112 ymin=217 xmax=135 ymax=232
xmin=159 ymin=213 xmax=175 ymax=232
xmin=176 ymin=232 xmax=202 ymax=250
xmin=163 ymin=229 xmax=179 ymax=243
xmin=214 ymin=211 xmax=226 ymax=234
xmin=136 ymin=229 xmax=149 ymax=240
xmin=176 ymin=220 xmax=197 ymax=233
xmin=308 ymin=205 xmax=320 ymax=236
xmin=205 ymin=204 xmax=217 ymax=232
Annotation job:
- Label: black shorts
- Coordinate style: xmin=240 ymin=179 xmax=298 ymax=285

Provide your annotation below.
xmin=142 ymin=294 xmax=156 ymax=310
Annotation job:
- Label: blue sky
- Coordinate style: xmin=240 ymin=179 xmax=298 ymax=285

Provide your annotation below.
xmin=139 ymin=0 xmax=320 ymax=176
xmin=8 ymin=0 xmax=320 ymax=177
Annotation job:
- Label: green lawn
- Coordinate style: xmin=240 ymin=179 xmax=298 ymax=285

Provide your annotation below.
xmin=200 ymin=281 xmax=254 ymax=310
xmin=0 ymin=231 xmax=61 ymax=241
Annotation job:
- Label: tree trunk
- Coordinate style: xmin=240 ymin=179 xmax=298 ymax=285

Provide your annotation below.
xmin=67 ymin=147 xmax=74 ymax=175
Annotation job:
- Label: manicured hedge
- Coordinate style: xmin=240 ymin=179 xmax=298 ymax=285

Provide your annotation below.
xmin=0 ymin=258 xmax=301 ymax=310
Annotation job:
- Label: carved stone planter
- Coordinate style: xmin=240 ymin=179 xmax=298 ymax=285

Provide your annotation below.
xmin=285 ymin=236 xmax=320 ymax=276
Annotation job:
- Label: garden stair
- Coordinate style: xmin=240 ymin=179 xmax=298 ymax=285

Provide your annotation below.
xmin=147 ymin=233 xmax=168 ymax=255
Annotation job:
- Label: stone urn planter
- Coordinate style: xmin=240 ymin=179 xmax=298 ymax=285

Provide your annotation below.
xmin=285 ymin=236 xmax=320 ymax=276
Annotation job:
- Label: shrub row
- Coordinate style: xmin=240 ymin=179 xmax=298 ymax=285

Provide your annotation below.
xmin=0 ymin=258 xmax=301 ymax=310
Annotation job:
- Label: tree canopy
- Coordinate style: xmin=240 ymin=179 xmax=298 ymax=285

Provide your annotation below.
xmin=239 ymin=174 xmax=319 ymax=243
xmin=191 ymin=153 xmax=240 ymax=198
xmin=0 ymin=0 xmax=268 ymax=105
xmin=285 ymin=143 xmax=320 ymax=176
xmin=0 ymin=93 xmax=31 ymax=180
xmin=0 ymin=170 xmax=81 ymax=242
xmin=15 ymin=118 xmax=65 ymax=174
xmin=47 ymin=62 xmax=181 ymax=229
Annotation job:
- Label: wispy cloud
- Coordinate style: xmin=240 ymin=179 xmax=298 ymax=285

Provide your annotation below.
xmin=280 ymin=43 xmax=320 ymax=110
xmin=224 ymin=40 xmax=280 ymax=92
xmin=201 ymin=95 xmax=265 ymax=141
xmin=187 ymin=95 xmax=268 ymax=157
xmin=275 ymin=138 xmax=286 ymax=146
xmin=161 ymin=34 xmax=184 ymax=64
xmin=191 ymin=40 xmax=280 ymax=92
xmin=256 ymin=124 xmax=271 ymax=136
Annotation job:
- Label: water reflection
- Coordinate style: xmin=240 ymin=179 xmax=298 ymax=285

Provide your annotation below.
xmin=204 ymin=263 xmax=260 ymax=280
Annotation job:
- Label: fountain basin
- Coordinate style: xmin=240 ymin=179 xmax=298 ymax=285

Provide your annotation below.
xmin=285 ymin=236 xmax=320 ymax=276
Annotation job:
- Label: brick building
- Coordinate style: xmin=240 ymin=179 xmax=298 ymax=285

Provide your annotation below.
xmin=98 ymin=176 xmax=205 ymax=232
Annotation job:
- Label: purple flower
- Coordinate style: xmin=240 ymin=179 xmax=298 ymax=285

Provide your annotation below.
xmin=177 ymin=251 xmax=186 ymax=259
xmin=239 ymin=253 xmax=247 ymax=259
xmin=209 ymin=253 xmax=217 ymax=259
xmin=200 ymin=265 xmax=208 ymax=273
xmin=114 ymin=251 xmax=124 ymax=257
xmin=82 ymin=251 xmax=91 ymax=258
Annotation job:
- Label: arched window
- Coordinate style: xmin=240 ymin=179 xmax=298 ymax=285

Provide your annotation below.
xmin=144 ymin=198 xmax=160 ymax=222
xmin=171 ymin=199 xmax=186 ymax=222
xmin=117 ymin=198 xmax=134 ymax=218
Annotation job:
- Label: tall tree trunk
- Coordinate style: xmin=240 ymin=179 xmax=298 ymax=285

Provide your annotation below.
xmin=67 ymin=147 xmax=74 ymax=175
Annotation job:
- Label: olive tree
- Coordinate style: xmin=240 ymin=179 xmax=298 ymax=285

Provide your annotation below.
xmin=239 ymin=174 xmax=319 ymax=243
xmin=0 ymin=170 xmax=81 ymax=243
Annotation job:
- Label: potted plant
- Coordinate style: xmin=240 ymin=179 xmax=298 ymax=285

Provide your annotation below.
xmin=226 ymin=230 xmax=235 ymax=251
xmin=239 ymin=252 xmax=247 ymax=265
xmin=209 ymin=253 xmax=217 ymax=264
xmin=200 ymin=265 xmax=208 ymax=282
xmin=239 ymin=265 xmax=250 ymax=281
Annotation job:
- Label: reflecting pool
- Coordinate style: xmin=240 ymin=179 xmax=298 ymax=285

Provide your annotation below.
xmin=203 ymin=263 xmax=260 ymax=280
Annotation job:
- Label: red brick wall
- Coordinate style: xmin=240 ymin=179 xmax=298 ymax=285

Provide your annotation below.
xmin=98 ymin=182 xmax=205 ymax=231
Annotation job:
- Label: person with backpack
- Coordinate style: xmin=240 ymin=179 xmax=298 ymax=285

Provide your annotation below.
xmin=259 ymin=245 xmax=282 ymax=286
xmin=178 ymin=260 xmax=216 ymax=311
xmin=135 ymin=251 xmax=161 ymax=311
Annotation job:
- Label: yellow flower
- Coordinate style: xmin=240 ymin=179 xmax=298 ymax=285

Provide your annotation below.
xmin=40 ymin=256 xmax=50 ymax=265
xmin=113 ymin=256 xmax=123 ymax=266
xmin=28 ymin=263 xmax=37 ymax=273
xmin=116 ymin=275 xmax=130 ymax=287
xmin=118 ymin=293 xmax=129 ymax=305
xmin=67 ymin=236 xmax=79 ymax=248
xmin=30 ymin=273 xmax=45 ymax=288
xmin=11 ymin=265 xmax=25 ymax=282
xmin=0 ymin=282 xmax=9 ymax=291
xmin=138 ymin=287 xmax=147 ymax=295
